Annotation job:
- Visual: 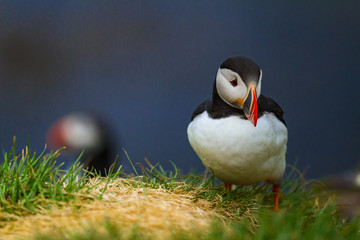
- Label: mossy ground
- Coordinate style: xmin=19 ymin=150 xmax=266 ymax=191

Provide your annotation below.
xmin=0 ymin=141 xmax=359 ymax=239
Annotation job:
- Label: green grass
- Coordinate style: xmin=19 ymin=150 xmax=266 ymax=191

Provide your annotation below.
xmin=0 ymin=138 xmax=122 ymax=216
xmin=0 ymin=140 xmax=359 ymax=239
xmin=33 ymin=213 xmax=360 ymax=240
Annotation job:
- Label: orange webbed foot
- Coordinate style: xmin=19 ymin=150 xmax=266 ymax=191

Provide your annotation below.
xmin=224 ymin=182 xmax=232 ymax=192
xmin=272 ymin=185 xmax=280 ymax=212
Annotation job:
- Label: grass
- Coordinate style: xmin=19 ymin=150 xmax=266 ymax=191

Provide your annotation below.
xmin=0 ymin=137 xmax=122 ymax=216
xmin=0 ymin=140 xmax=359 ymax=239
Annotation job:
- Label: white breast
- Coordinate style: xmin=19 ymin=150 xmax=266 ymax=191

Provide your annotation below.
xmin=187 ymin=111 xmax=288 ymax=186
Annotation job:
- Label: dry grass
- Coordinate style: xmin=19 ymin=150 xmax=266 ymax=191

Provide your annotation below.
xmin=0 ymin=177 xmax=235 ymax=240
xmin=0 ymin=171 xmax=358 ymax=240
xmin=1 ymin=144 xmax=358 ymax=239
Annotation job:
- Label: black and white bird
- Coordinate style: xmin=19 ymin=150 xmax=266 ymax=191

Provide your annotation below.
xmin=46 ymin=112 xmax=116 ymax=176
xmin=187 ymin=56 xmax=288 ymax=211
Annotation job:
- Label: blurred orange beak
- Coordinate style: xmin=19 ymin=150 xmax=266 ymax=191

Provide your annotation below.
xmin=238 ymin=84 xmax=258 ymax=126
xmin=46 ymin=120 xmax=66 ymax=149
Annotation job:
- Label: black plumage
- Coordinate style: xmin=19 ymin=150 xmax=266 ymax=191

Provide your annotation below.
xmin=191 ymin=80 xmax=286 ymax=126
xmin=80 ymin=115 xmax=116 ymax=176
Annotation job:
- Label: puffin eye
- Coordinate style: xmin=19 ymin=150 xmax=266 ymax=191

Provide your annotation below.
xmin=230 ymin=79 xmax=238 ymax=87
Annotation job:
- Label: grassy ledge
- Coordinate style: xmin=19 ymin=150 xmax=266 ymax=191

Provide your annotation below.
xmin=0 ymin=141 xmax=359 ymax=239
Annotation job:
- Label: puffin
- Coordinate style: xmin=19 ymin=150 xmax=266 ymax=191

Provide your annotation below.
xmin=187 ymin=56 xmax=288 ymax=211
xmin=46 ymin=112 xmax=116 ymax=176
xmin=324 ymin=169 xmax=360 ymax=220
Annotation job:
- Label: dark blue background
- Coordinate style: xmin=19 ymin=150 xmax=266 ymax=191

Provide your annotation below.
xmin=0 ymin=1 xmax=359 ymax=178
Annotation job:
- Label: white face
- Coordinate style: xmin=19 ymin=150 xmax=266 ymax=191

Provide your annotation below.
xmin=216 ymin=68 xmax=262 ymax=109
xmin=62 ymin=114 xmax=102 ymax=151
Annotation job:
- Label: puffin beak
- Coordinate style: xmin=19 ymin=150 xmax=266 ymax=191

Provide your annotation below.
xmin=242 ymin=84 xmax=258 ymax=126
xmin=46 ymin=120 xmax=66 ymax=149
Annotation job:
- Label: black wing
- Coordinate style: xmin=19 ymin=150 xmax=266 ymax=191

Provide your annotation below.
xmin=190 ymin=99 xmax=211 ymax=121
xmin=258 ymin=94 xmax=286 ymax=126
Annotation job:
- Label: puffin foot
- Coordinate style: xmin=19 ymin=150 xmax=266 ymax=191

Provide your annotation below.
xmin=224 ymin=182 xmax=232 ymax=192
xmin=272 ymin=184 xmax=280 ymax=212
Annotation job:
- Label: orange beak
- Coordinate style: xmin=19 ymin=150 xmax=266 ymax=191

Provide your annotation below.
xmin=46 ymin=120 xmax=66 ymax=150
xmin=240 ymin=84 xmax=258 ymax=126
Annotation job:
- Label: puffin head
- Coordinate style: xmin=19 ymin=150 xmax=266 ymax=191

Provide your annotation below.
xmin=46 ymin=113 xmax=104 ymax=154
xmin=216 ymin=56 xmax=262 ymax=126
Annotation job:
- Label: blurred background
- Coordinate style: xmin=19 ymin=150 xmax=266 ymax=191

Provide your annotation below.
xmin=0 ymin=1 xmax=359 ymax=179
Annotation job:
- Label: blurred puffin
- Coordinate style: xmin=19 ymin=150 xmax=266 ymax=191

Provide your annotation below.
xmin=46 ymin=112 xmax=116 ymax=176
xmin=187 ymin=56 xmax=288 ymax=211
xmin=324 ymin=169 xmax=360 ymax=220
